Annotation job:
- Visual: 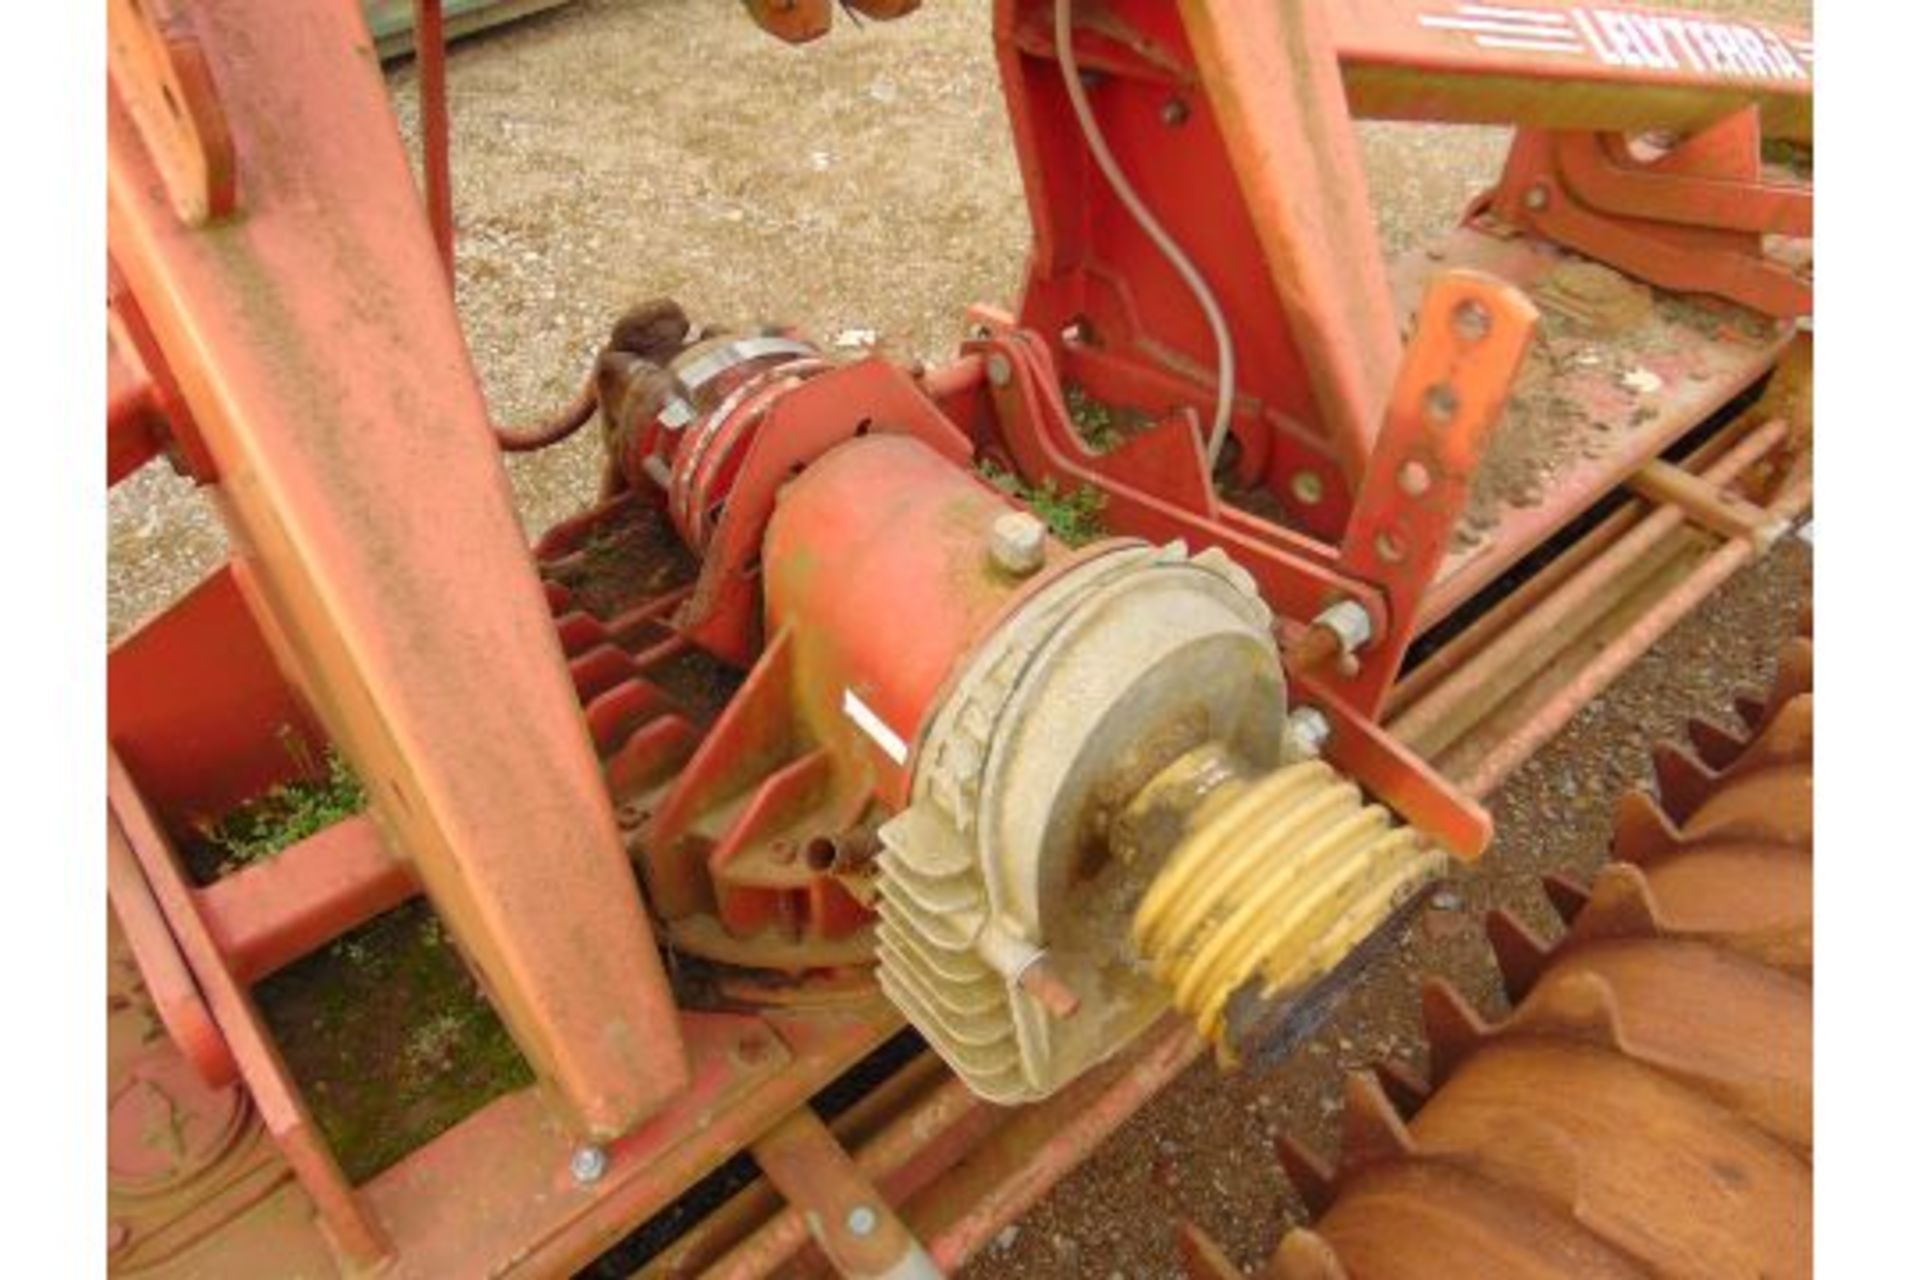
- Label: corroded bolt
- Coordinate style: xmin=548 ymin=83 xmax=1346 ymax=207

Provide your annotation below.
xmin=989 ymin=511 xmax=1047 ymax=577
xmin=1015 ymin=954 xmax=1081 ymax=1020
xmin=1286 ymin=706 xmax=1332 ymax=758
xmin=570 ymin=1145 xmax=609 ymax=1185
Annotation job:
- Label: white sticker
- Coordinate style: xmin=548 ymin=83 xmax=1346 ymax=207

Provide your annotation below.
xmin=1419 ymin=4 xmax=1812 ymax=78
xmin=843 ymin=688 xmax=910 ymax=765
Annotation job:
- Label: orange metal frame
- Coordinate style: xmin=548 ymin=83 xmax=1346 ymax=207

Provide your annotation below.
xmin=105 ymin=0 xmax=1810 ymax=1273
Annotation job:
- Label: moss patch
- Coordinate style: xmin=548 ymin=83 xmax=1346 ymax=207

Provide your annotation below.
xmin=255 ymin=899 xmax=535 ymax=1184
xmin=182 ymin=749 xmax=368 ymax=884
xmin=978 ymin=459 xmax=1108 ymax=548
xmin=1063 ymin=384 xmax=1154 ymax=455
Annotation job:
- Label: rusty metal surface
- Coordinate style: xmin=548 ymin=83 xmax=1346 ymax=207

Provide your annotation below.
xmin=1327 ymin=0 xmax=1812 ymax=141
xmin=750 ymin=1110 xmax=936 ymax=1278
xmin=1187 ymin=635 xmax=1814 ymax=1279
xmin=104 ymin=0 xmax=1818 ymax=1273
xmin=106 ymin=0 xmax=235 ymax=225
xmin=1394 ymin=230 xmax=1796 ymax=630
xmin=110 ymin=0 xmax=688 ymax=1147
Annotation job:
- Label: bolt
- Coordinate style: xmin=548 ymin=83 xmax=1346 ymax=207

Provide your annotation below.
xmin=1159 ymin=97 xmax=1190 ymax=126
xmin=846 ymin=1205 xmax=879 ymax=1238
xmin=989 ymin=511 xmax=1048 ymax=577
xmin=986 ymin=352 xmax=1013 ymax=387
xmin=1287 ymin=706 xmax=1332 ymax=758
xmin=570 ymin=1145 xmax=609 ymax=1185
xmin=1431 ymin=888 xmax=1465 ymax=912
xmin=1524 ymin=183 xmax=1551 ymax=212
xmin=1313 ymin=598 xmax=1375 ymax=657
xmin=735 ymin=1032 xmax=774 ymax=1066
xmin=1015 ymin=954 xmax=1081 ymax=1020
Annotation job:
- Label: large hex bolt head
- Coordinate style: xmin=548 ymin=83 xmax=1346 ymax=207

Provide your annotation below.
xmin=989 ymin=511 xmax=1048 ymax=577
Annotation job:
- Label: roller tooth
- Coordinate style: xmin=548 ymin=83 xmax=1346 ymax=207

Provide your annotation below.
xmin=1176 ymin=1220 xmax=1246 ymax=1280
xmin=1610 ymin=791 xmax=1681 ymax=865
xmin=1687 ymin=717 xmax=1751 ymax=772
xmin=1796 ymin=603 xmax=1813 ymax=639
xmin=1729 ymin=694 xmax=1813 ymax=773
xmin=1374 ymin=1059 xmax=1431 ymax=1117
xmin=1255 ymin=638 xmax=1814 ymax=1280
xmin=1735 ymin=694 xmax=1767 ymax=733
xmin=1270 ymin=1229 xmax=1351 ymax=1280
xmin=1486 ymin=908 xmax=1555 ymax=1002
xmin=1652 ymin=742 xmax=1718 ymax=823
xmin=1338 ymin=1071 xmax=1418 ymax=1178
xmin=1605 ymin=790 xmax=1681 ymax=871
xmin=1276 ymin=1134 xmax=1339 ymax=1216
xmin=1566 ymin=864 xmax=1664 ymax=943
xmin=1541 ymin=872 xmax=1591 ymax=925
xmin=1770 ymin=636 xmax=1813 ymax=713
xmin=1420 ymin=979 xmax=1491 ymax=1084
xmin=1516 ymin=968 xmax=1629 ymax=1056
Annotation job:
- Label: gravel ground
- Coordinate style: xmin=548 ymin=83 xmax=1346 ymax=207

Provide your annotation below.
xmin=104 ymin=1 xmax=1812 ymax=1272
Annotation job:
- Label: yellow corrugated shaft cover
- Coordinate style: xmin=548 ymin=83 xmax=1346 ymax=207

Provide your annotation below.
xmin=1133 ymin=760 xmax=1446 ymax=1058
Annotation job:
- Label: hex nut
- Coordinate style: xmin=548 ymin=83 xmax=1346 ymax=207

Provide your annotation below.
xmin=989 ymin=511 xmax=1048 ymax=577
xmin=569 ymin=1145 xmax=609 ymax=1185
xmin=1287 ymin=706 xmax=1333 ymax=758
xmin=1314 ymin=599 xmax=1375 ymax=656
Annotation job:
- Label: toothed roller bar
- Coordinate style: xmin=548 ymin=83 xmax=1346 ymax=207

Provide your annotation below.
xmin=1181 ymin=623 xmax=1813 ymax=1280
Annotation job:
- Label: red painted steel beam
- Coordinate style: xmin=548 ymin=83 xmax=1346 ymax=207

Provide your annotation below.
xmin=110 ymin=750 xmax=390 ymax=1264
xmin=196 ymin=814 xmax=421 ymax=983
xmin=1176 ymin=0 xmax=1404 ymax=477
xmin=1327 ymin=0 xmax=1812 ymax=140
xmin=107 ymin=813 xmax=235 ymax=1087
xmin=107 ymin=0 xmax=686 ymax=1141
xmin=108 ymin=321 xmax=166 ymax=485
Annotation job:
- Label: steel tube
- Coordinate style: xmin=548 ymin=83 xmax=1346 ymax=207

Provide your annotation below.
xmin=1458 ymin=472 xmax=1811 ymax=799
xmin=916 ymin=1020 xmax=1206 ymax=1271
xmin=412 ymin=0 xmax=454 ymax=276
xmin=1390 ymin=419 xmax=1787 ymax=754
